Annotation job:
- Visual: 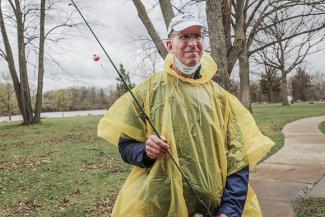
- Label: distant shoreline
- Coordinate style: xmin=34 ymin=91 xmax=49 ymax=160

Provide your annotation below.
xmin=0 ymin=109 xmax=106 ymax=123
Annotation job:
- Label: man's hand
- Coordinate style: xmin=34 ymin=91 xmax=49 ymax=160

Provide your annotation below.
xmin=217 ymin=214 xmax=227 ymax=217
xmin=145 ymin=135 xmax=169 ymax=159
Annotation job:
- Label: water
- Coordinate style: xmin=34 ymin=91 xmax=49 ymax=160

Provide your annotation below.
xmin=0 ymin=110 xmax=107 ymax=123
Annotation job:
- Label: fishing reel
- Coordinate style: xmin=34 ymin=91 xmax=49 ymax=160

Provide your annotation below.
xmin=191 ymin=211 xmax=216 ymax=217
xmin=192 ymin=213 xmax=205 ymax=217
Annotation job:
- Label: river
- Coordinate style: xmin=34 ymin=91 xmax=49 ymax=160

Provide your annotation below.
xmin=0 ymin=110 xmax=107 ymax=123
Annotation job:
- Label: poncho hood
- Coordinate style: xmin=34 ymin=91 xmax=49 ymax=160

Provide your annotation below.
xmin=164 ymin=52 xmax=217 ymax=84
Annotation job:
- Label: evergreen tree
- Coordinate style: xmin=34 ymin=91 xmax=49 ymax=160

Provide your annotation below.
xmin=116 ymin=64 xmax=135 ymax=96
xmin=260 ymin=68 xmax=281 ymax=103
xmin=291 ymin=67 xmax=313 ymax=101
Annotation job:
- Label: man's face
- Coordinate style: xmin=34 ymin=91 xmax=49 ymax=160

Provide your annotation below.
xmin=166 ymin=26 xmax=203 ymax=67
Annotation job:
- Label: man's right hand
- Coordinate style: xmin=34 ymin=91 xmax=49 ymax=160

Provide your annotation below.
xmin=145 ymin=135 xmax=169 ymax=159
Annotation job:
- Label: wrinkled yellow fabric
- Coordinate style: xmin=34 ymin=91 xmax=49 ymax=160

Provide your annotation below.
xmin=98 ymin=52 xmax=274 ymax=217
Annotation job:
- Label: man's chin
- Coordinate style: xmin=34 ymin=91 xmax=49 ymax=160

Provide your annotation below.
xmin=184 ymin=59 xmax=200 ymax=67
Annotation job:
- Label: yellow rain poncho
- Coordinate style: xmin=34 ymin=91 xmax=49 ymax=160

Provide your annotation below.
xmin=98 ymin=52 xmax=274 ymax=217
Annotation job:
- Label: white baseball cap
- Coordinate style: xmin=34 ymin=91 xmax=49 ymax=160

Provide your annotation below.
xmin=167 ymin=14 xmax=205 ymax=36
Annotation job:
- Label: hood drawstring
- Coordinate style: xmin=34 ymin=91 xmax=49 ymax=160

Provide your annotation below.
xmin=175 ymin=76 xmax=184 ymax=112
xmin=196 ymin=84 xmax=202 ymax=126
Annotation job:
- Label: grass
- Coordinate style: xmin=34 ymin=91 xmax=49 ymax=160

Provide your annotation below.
xmin=294 ymin=198 xmax=325 ymax=217
xmin=0 ymin=102 xmax=325 ymax=216
xmin=319 ymin=121 xmax=325 ymax=134
xmin=0 ymin=116 xmax=130 ymax=216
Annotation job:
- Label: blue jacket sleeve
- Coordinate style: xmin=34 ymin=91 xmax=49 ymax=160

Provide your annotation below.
xmin=118 ymin=137 xmax=156 ymax=168
xmin=217 ymin=166 xmax=249 ymax=217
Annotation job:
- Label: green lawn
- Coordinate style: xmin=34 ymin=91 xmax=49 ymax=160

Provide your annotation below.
xmin=0 ymin=116 xmax=130 ymax=216
xmin=294 ymin=198 xmax=325 ymax=217
xmin=0 ymin=102 xmax=324 ymax=216
xmin=319 ymin=121 xmax=325 ymax=134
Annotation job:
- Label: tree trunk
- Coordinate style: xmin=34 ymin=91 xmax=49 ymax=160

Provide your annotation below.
xmin=239 ymin=42 xmax=252 ymax=111
xmin=259 ymin=81 xmax=262 ymax=103
xmin=227 ymin=0 xmax=244 ymax=75
xmin=236 ymin=1 xmax=252 ymax=111
xmin=159 ymin=0 xmax=174 ymax=29
xmin=223 ymin=0 xmax=231 ymax=52
xmin=268 ymin=85 xmax=274 ymax=103
xmin=0 ymin=0 xmax=25 ymax=118
xmin=7 ymin=91 xmax=12 ymax=121
xmin=33 ymin=0 xmax=46 ymax=123
xmin=206 ymin=0 xmax=229 ymax=88
xmin=15 ymin=0 xmax=33 ymax=124
xmin=132 ymin=0 xmax=167 ymax=59
xmin=281 ymin=71 xmax=289 ymax=106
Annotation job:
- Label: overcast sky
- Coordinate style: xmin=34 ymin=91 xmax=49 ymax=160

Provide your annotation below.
xmin=0 ymin=0 xmax=324 ymax=91
xmin=40 ymin=0 xmax=176 ymax=91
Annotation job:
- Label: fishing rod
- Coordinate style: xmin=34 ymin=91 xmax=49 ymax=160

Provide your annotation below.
xmin=69 ymin=1 xmax=213 ymax=216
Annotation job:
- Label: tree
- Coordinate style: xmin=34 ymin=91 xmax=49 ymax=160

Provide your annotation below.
xmin=0 ymin=0 xmax=76 ymax=124
xmin=42 ymin=87 xmax=110 ymax=112
xmin=0 ymin=72 xmax=18 ymax=119
xmin=259 ymin=67 xmax=281 ymax=103
xmin=310 ymin=71 xmax=325 ymax=101
xmin=116 ymin=64 xmax=135 ymax=96
xmin=99 ymin=88 xmax=108 ymax=107
xmin=0 ymin=0 xmax=34 ymax=124
xmin=34 ymin=0 xmax=46 ymax=123
xmin=241 ymin=0 xmax=324 ymax=108
xmin=291 ymin=67 xmax=313 ymax=101
xmin=250 ymin=80 xmax=261 ymax=103
xmin=252 ymin=7 xmax=324 ymax=105
xmin=53 ymin=89 xmax=73 ymax=117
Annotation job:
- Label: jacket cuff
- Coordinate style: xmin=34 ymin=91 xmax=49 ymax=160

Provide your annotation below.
xmin=217 ymin=204 xmax=238 ymax=217
xmin=143 ymin=150 xmax=156 ymax=167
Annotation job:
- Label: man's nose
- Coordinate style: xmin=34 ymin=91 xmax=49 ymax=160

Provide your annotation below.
xmin=187 ymin=38 xmax=198 ymax=47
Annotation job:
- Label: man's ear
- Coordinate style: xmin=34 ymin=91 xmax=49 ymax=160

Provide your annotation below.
xmin=166 ymin=40 xmax=174 ymax=53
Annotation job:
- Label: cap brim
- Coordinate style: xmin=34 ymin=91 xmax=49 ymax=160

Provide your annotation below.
xmin=173 ymin=21 xmax=204 ymax=32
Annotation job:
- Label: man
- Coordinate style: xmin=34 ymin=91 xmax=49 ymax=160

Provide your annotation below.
xmin=98 ymin=14 xmax=274 ymax=217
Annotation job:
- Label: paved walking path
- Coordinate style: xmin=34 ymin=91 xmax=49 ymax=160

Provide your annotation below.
xmin=250 ymin=115 xmax=325 ymax=217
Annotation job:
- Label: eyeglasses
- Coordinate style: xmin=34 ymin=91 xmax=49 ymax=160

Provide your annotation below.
xmin=169 ymin=32 xmax=204 ymax=42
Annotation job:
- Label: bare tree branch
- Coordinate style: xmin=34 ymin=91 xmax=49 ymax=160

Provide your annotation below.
xmin=0 ymin=48 xmax=7 ymax=60
xmin=252 ymin=7 xmax=324 ymax=105
xmin=249 ymin=23 xmax=325 ymax=55
xmin=132 ymin=0 xmax=167 ymax=59
xmin=159 ymin=0 xmax=174 ymax=29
